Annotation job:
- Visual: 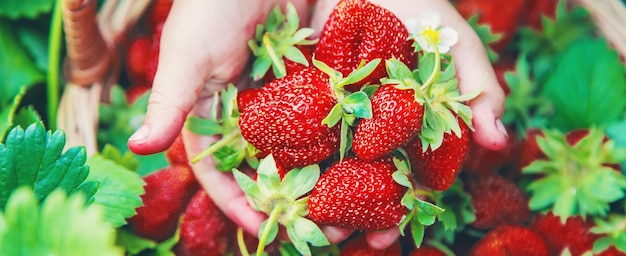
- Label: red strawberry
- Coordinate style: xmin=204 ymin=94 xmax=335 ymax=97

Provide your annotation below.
xmin=514 ymin=128 xmax=544 ymax=170
xmin=405 ymin=117 xmax=470 ymax=191
xmin=455 ymin=0 xmax=527 ymax=53
xmin=352 ymin=84 xmax=424 ymax=161
xmin=339 ymin=234 xmax=402 ymax=256
xmin=531 ymin=212 xmax=599 ymax=255
xmin=466 ymin=174 xmax=530 ymax=229
xmin=236 ymin=87 xmax=261 ymax=113
xmin=463 ymin=129 xmax=516 ymax=176
xmin=165 ymin=133 xmax=188 ymax=165
xmin=126 ymin=35 xmax=153 ymax=84
xmin=308 ymin=156 xmax=407 ymax=230
xmin=148 ymin=0 xmax=172 ymax=32
xmin=314 ymin=0 xmax=416 ymax=91
xmin=470 ymin=224 xmax=550 ymax=256
xmin=125 ymin=84 xmax=150 ymax=105
xmin=128 ymin=164 xmax=199 ymax=241
xmin=175 ymin=190 xmax=232 ymax=256
xmin=238 ymin=67 xmax=340 ymax=169
xmin=524 ymin=0 xmax=558 ymax=31
xmin=408 ymin=246 xmax=446 ymax=256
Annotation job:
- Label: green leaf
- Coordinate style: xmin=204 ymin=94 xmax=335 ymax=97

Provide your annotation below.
xmin=418 ymin=52 xmax=436 ymax=84
xmin=541 ymin=38 xmax=626 ymax=131
xmin=291 ymin=216 xmax=329 ymax=247
xmin=341 ymin=91 xmax=372 ymax=119
xmin=0 ymin=187 xmax=123 ymax=255
xmin=259 ymin=219 xmax=279 ymax=246
xmin=0 ymin=86 xmax=27 ymax=141
xmin=0 ymin=21 xmax=44 ymax=106
xmin=232 ymin=169 xmax=262 ymax=209
xmin=86 ymin=155 xmax=145 ymax=227
xmin=0 ymin=0 xmax=54 ymax=19
xmin=185 ymin=116 xmax=223 ymax=135
xmin=115 ymin=229 xmax=157 ymax=255
xmin=466 ymin=15 xmax=502 ymax=62
xmin=14 ymin=21 xmax=49 ymax=72
xmin=279 ymin=165 xmax=320 ymax=201
xmin=100 ymin=144 xmax=140 ymax=172
xmin=410 ymin=214 xmax=426 ymax=247
xmin=0 ymin=123 xmax=95 ymax=209
xmin=321 ymin=104 xmax=343 ymax=127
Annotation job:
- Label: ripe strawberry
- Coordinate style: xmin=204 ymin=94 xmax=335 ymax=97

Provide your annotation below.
xmin=126 ymin=35 xmax=153 ymax=84
xmin=524 ymin=0 xmax=558 ymax=31
xmin=470 ymin=224 xmax=550 ymax=256
xmin=514 ymin=128 xmax=544 ymax=170
xmin=236 ymin=87 xmax=261 ymax=113
xmin=238 ymin=67 xmax=340 ymax=169
xmin=466 ymin=174 xmax=530 ymax=229
xmin=308 ymin=156 xmax=407 ymax=230
xmin=408 ymin=246 xmax=446 ymax=256
xmin=352 ymin=84 xmax=424 ymax=161
xmin=128 ymin=164 xmax=199 ymax=241
xmin=339 ymin=234 xmax=402 ymax=256
xmin=405 ymin=117 xmax=470 ymax=191
xmin=314 ymin=0 xmax=416 ymax=91
xmin=165 ymin=133 xmax=188 ymax=165
xmin=175 ymin=190 xmax=232 ymax=256
xmin=125 ymin=84 xmax=150 ymax=105
xmin=463 ymin=129 xmax=516 ymax=176
xmin=530 ymin=212 xmax=599 ymax=255
xmin=455 ymin=0 xmax=527 ymax=53
xmin=148 ymin=0 xmax=172 ymax=32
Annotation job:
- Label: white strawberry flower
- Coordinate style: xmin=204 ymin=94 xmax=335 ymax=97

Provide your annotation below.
xmin=405 ymin=11 xmax=458 ymax=54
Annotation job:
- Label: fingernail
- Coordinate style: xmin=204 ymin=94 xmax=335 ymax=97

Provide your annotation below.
xmin=129 ymin=125 xmax=150 ymax=142
xmin=495 ymin=119 xmax=508 ymax=138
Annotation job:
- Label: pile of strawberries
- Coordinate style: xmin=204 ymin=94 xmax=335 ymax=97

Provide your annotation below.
xmin=120 ymin=0 xmax=626 ymax=255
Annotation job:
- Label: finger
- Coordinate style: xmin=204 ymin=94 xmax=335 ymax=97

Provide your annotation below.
xmin=365 ymin=228 xmax=401 ymax=250
xmin=321 ymin=226 xmax=354 ymax=244
xmin=449 ymin=20 xmax=508 ymax=150
xmin=128 ymin=0 xmax=215 ymax=155
xmin=183 ymin=126 xmax=267 ymax=236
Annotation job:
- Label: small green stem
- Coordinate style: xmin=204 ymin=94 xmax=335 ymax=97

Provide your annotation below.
xmin=263 ymin=33 xmax=286 ymax=77
xmin=190 ymin=131 xmax=241 ymax=163
xmin=237 ymin=227 xmax=251 ymax=256
xmin=47 ymin=0 xmax=64 ymax=130
xmin=420 ymin=38 xmax=441 ymax=91
xmin=256 ymin=205 xmax=282 ymax=256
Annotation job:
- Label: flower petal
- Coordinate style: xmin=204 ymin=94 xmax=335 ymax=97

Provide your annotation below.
xmin=438 ymin=26 xmax=459 ymax=49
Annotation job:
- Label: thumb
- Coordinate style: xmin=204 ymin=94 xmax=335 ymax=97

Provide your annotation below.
xmin=128 ymin=0 xmax=212 ymax=155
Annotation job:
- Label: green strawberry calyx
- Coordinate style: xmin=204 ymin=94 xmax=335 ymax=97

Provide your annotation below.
xmin=315 ymin=58 xmax=381 ymax=160
xmin=248 ymin=2 xmax=318 ymax=80
xmin=233 ymin=154 xmax=329 ymax=256
xmin=186 ymin=84 xmax=259 ymax=171
xmin=391 ymin=152 xmax=445 ymax=248
xmin=382 ymin=28 xmax=480 ymax=151
xmin=524 ymin=128 xmax=626 ymax=222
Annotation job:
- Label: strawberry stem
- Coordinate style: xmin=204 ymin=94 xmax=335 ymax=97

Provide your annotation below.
xmin=263 ymin=33 xmax=286 ymax=77
xmin=237 ymin=227 xmax=251 ymax=256
xmin=420 ymin=38 xmax=441 ymax=91
xmin=256 ymin=205 xmax=283 ymax=256
xmin=190 ymin=130 xmax=242 ymax=164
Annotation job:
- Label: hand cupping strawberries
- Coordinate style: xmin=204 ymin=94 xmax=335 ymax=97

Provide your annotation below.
xmin=124 ymin=0 xmax=626 ymax=255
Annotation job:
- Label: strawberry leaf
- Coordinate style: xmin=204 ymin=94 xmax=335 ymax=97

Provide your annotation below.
xmin=591 ymin=214 xmax=626 ymax=254
xmin=541 ymin=38 xmax=626 ymax=131
xmin=524 ymin=129 xmax=626 ymax=220
xmin=0 ymin=187 xmax=123 ymax=255
xmin=341 ymin=91 xmax=372 ymax=119
xmin=466 ymin=15 xmax=502 ymax=62
xmin=0 ymin=122 xmax=97 ymax=209
xmin=0 ymin=0 xmax=54 ymax=19
xmin=100 ymin=144 xmax=140 ymax=172
xmin=279 ymin=165 xmax=320 ymax=201
xmin=0 ymin=22 xmax=44 ymax=106
xmin=85 ymin=155 xmax=145 ymax=228
xmin=410 ymin=214 xmax=426 ymax=247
